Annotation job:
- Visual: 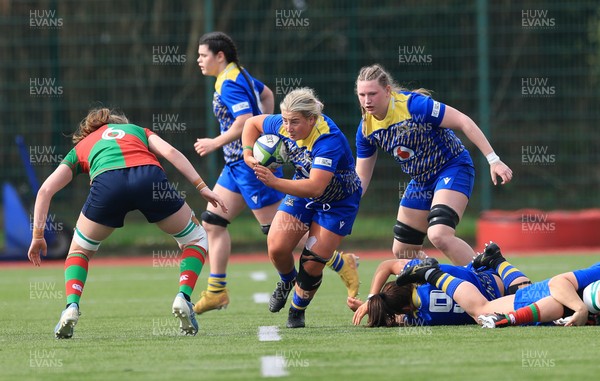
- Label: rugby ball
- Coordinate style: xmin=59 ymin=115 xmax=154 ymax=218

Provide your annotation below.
xmin=583 ymin=280 xmax=600 ymax=314
xmin=253 ymin=134 xmax=288 ymax=169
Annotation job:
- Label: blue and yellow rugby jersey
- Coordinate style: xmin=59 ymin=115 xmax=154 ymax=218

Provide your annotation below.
xmin=356 ymin=91 xmax=468 ymax=184
xmin=213 ymin=62 xmax=265 ymax=164
xmin=403 ymin=263 xmax=501 ymax=326
xmin=262 ymin=114 xmax=361 ymax=204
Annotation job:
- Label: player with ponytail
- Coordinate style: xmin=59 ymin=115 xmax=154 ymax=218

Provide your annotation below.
xmin=28 ymin=107 xmax=227 ymax=338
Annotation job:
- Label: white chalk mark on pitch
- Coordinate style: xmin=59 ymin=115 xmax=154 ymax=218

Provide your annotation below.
xmin=253 ymin=293 xmax=270 ymax=304
xmin=250 ymin=271 xmax=268 ymax=281
xmin=258 ymin=326 xmax=281 ymax=342
xmin=261 ymin=355 xmax=288 ymax=377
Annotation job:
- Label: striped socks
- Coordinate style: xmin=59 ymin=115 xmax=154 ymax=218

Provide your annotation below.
xmin=503 ymin=303 xmax=541 ymax=326
xmin=64 ymin=252 xmax=89 ymax=307
xmin=207 ymin=273 xmax=227 ymax=294
xmin=496 ymin=262 xmax=528 ymax=294
xmin=179 ymin=245 xmax=207 ymax=300
xmin=427 ymin=270 xmax=464 ymax=299
xmin=326 ymin=250 xmax=345 ymax=272
xmin=291 ymin=291 xmax=311 ymax=311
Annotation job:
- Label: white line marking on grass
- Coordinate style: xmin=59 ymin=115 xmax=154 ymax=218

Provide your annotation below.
xmin=261 ymin=355 xmax=288 ymax=377
xmin=250 ymin=271 xmax=268 ymax=281
xmin=258 ymin=326 xmax=281 ymax=342
xmin=253 ymin=292 xmax=270 ymax=304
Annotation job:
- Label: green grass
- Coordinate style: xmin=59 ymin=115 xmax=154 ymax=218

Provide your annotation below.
xmin=1 ymin=254 xmax=599 ymax=381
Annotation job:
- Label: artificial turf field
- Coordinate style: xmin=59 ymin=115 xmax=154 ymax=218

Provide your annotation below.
xmin=1 ymin=252 xmax=599 ymax=381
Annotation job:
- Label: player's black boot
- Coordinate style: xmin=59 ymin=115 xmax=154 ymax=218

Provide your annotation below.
xmin=286 ymin=307 xmax=305 ymax=328
xmin=395 ymin=258 xmax=439 ymax=287
xmin=472 ymin=241 xmax=505 ymax=270
xmin=269 ymin=279 xmax=295 ymax=313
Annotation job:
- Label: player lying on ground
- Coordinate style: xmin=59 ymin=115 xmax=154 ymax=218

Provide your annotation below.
xmin=28 ymin=108 xmax=227 ymax=338
xmin=349 ymin=242 xmax=530 ymax=327
xmin=395 ymin=243 xmax=600 ymax=328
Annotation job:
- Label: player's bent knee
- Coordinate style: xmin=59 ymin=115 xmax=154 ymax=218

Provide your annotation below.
xmin=200 ymin=210 xmax=230 ymax=228
xmin=427 ymin=204 xmax=460 ymax=229
xmin=73 ymin=226 xmax=102 ymax=251
xmin=393 ymin=221 xmax=426 ymax=245
xmin=297 ymin=266 xmax=323 ymax=291
xmin=297 ymin=247 xmax=327 ymax=291
xmin=260 ymin=224 xmax=271 ymax=235
xmin=172 ymin=215 xmax=208 ymax=249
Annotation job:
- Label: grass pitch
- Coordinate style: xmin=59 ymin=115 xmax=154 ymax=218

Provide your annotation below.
xmin=1 ymin=254 xmax=599 ymax=381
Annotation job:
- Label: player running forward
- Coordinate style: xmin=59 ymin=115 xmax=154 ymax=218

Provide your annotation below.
xmin=193 ymin=31 xmax=281 ymax=313
xmin=350 ymin=242 xmax=531 ymax=327
xmin=395 ymin=243 xmax=600 ymax=328
xmin=27 ymin=108 xmax=227 ymax=338
xmin=242 ymin=88 xmax=362 ymax=328
xmin=355 ymin=64 xmax=512 ymax=265
xmin=193 ymin=32 xmax=358 ymax=313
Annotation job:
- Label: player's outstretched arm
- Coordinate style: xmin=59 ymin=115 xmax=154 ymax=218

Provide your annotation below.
xmin=195 ymin=113 xmax=252 ymax=157
xmin=548 ymin=272 xmax=588 ymax=326
xmin=148 ymin=134 xmax=227 ymax=213
xmin=28 ymin=164 xmax=73 ymax=266
xmin=440 ymin=105 xmax=513 ymax=185
xmin=370 ymin=259 xmax=408 ymax=295
xmin=347 ymin=259 xmax=408 ymax=315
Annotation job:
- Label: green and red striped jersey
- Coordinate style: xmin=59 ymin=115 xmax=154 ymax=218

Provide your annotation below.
xmin=61 ymin=124 xmax=162 ymax=180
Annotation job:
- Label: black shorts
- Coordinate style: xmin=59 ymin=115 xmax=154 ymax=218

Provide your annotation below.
xmin=81 ymin=165 xmax=185 ymax=228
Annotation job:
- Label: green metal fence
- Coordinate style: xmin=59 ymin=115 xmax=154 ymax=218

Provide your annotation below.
xmin=1 ymin=0 xmax=598 ymax=228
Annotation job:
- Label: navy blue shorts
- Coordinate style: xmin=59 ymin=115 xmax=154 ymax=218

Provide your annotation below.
xmin=82 ymin=165 xmax=184 ymax=228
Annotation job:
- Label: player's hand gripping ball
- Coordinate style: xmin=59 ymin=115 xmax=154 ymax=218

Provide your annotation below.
xmin=253 ymin=134 xmax=288 ymax=169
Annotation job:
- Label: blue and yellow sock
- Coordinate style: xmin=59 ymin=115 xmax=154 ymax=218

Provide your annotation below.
xmin=279 ymin=268 xmax=297 ymax=283
xmin=425 ymin=269 xmax=464 ymax=299
xmin=290 ymin=291 xmax=311 ymax=311
xmin=497 ymin=262 xmax=528 ymax=294
xmin=207 ymin=273 xmax=226 ymax=294
xmin=326 ymin=250 xmax=345 ymax=272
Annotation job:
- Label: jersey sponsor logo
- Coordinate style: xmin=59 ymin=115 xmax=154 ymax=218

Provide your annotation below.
xmin=231 ymin=101 xmax=250 ymax=113
xmin=443 ymin=177 xmax=451 ymax=185
xmin=102 ymin=127 xmax=125 ymax=140
xmin=339 ymin=221 xmax=345 ymax=229
xmin=251 ymin=195 xmax=259 ymax=204
xmin=393 ymin=145 xmax=415 ymax=161
xmin=314 ymin=157 xmax=332 ymax=167
xmin=431 ymin=101 xmax=441 ymax=117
